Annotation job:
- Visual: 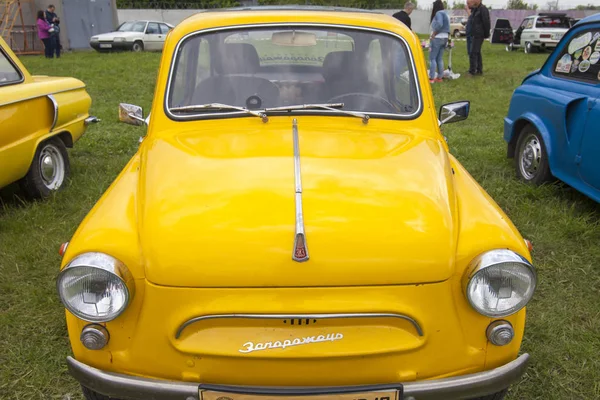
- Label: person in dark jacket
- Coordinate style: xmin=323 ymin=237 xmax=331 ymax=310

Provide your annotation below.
xmin=466 ymin=0 xmax=490 ymax=76
xmin=392 ymin=2 xmax=415 ymax=30
xmin=44 ymin=4 xmax=61 ymax=58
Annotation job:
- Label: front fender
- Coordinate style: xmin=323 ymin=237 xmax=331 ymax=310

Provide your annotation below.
xmin=504 ymin=112 xmax=553 ymax=169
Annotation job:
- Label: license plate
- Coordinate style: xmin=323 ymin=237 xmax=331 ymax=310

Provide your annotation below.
xmin=552 ymin=33 xmax=563 ymax=40
xmin=99 ymin=43 xmax=112 ymax=48
xmin=200 ymin=389 xmax=403 ymax=400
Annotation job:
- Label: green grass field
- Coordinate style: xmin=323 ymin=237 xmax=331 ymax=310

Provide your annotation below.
xmin=1 ymin=41 xmax=599 ymax=399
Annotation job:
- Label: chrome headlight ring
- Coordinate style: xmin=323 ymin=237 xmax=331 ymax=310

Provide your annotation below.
xmin=464 ymin=249 xmax=537 ymax=318
xmin=57 ymin=252 xmax=135 ymax=323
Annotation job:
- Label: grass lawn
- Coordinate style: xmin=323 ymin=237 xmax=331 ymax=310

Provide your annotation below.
xmin=1 ymin=41 xmax=599 ymax=399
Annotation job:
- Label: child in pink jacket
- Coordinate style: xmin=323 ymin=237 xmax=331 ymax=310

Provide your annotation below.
xmin=37 ymin=10 xmax=54 ymax=58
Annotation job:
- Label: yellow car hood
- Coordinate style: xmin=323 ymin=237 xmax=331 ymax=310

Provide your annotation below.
xmin=139 ymin=117 xmax=457 ymax=287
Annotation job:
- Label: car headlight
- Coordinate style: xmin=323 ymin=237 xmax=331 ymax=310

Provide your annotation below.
xmin=57 ymin=252 xmax=134 ymax=323
xmin=465 ymin=249 xmax=536 ymax=317
xmin=114 ymin=37 xmax=127 ymax=42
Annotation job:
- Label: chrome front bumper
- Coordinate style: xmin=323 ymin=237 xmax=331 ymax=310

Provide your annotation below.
xmin=67 ymin=354 xmax=529 ymax=400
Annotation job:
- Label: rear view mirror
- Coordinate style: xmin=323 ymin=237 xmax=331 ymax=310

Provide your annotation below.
xmin=271 ymin=31 xmax=317 ymax=46
xmin=119 ymin=103 xmax=145 ymax=126
xmin=439 ymin=101 xmax=470 ymax=125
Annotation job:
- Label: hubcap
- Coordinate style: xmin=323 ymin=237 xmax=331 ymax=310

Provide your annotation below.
xmin=519 ymin=134 xmax=542 ymax=180
xmin=39 ymin=144 xmax=65 ymax=190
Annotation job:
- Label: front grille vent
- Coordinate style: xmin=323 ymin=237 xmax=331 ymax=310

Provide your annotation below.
xmin=283 ymin=319 xmax=318 ymax=326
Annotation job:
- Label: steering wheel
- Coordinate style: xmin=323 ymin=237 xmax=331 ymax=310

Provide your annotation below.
xmin=327 ymin=93 xmax=397 ymax=114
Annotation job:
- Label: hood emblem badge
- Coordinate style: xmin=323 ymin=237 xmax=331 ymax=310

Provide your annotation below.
xmin=292 ymin=118 xmax=309 ymax=262
xmin=239 ymin=333 xmax=344 ymax=353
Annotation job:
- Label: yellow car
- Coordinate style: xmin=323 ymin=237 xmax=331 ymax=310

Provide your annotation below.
xmin=0 ymin=37 xmax=98 ymax=198
xmin=56 ymin=6 xmax=536 ymax=400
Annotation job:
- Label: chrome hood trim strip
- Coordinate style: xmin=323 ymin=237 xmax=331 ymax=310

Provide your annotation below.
xmin=175 ymin=312 xmax=424 ymax=339
xmin=292 ymin=118 xmax=309 ymax=262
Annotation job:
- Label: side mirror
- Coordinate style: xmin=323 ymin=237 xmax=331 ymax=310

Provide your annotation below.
xmin=439 ymin=101 xmax=470 ymax=125
xmin=119 ymin=103 xmax=146 ymax=126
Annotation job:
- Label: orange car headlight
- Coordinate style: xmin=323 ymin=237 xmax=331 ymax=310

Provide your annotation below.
xmin=465 ymin=249 xmax=537 ymax=318
xmin=57 ymin=252 xmax=134 ymax=323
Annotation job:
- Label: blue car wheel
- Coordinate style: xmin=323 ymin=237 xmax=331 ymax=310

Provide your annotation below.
xmin=515 ymin=126 xmax=552 ymax=185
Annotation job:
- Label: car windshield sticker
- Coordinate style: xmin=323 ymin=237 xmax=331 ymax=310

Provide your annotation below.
xmin=573 ymin=49 xmax=583 ymax=60
xmin=594 ymin=32 xmax=600 ymax=43
xmin=571 ymin=63 xmax=579 ymax=73
xmin=590 ymin=52 xmax=600 ymax=65
xmin=556 ymin=54 xmax=572 ymax=73
xmin=582 ymin=46 xmax=592 ymax=60
xmin=598 ymin=70 xmax=600 ymax=80
xmin=595 ymin=39 xmax=600 ymax=52
xmin=569 ymin=32 xmax=592 ymax=54
xmin=578 ymin=59 xmax=590 ymax=73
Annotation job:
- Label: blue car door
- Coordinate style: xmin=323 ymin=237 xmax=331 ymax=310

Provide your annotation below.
xmin=578 ymin=98 xmax=600 ymax=189
xmin=550 ymin=23 xmax=600 ymax=190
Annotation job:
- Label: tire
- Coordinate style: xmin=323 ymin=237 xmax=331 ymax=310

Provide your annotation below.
xmin=19 ymin=137 xmax=70 ymax=199
xmin=132 ymin=41 xmax=144 ymax=52
xmin=453 ymin=30 xmax=461 ymax=39
xmin=505 ymin=43 xmax=514 ymax=52
xmin=514 ymin=126 xmax=552 ymax=185
xmin=524 ymin=41 xmax=537 ymax=54
xmin=469 ymin=389 xmax=508 ymax=400
xmin=81 ymin=386 xmax=123 ymax=400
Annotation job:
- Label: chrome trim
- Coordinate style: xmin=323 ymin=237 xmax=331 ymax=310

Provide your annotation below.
xmin=0 ymin=86 xmax=86 ymax=108
xmin=66 ymin=354 xmax=530 ymax=400
xmin=292 ymin=118 xmax=309 ymax=262
xmin=486 ymin=321 xmax=514 ymax=347
xmin=80 ymin=324 xmax=110 ymax=350
xmin=175 ymin=313 xmax=423 ymax=339
xmin=84 ymin=116 xmax=101 ymax=126
xmin=463 ymin=249 xmax=537 ymax=318
xmin=164 ymin=23 xmax=422 ymax=121
xmin=57 ymin=252 xmax=135 ymax=323
xmin=48 ymin=95 xmax=59 ymax=131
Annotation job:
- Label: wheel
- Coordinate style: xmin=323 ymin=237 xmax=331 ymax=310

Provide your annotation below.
xmin=524 ymin=41 xmax=536 ymax=54
xmin=515 ymin=126 xmax=552 ymax=185
xmin=453 ymin=30 xmax=461 ymax=39
xmin=19 ymin=137 xmax=70 ymax=199
xmin=82 ymin=385 xmax=122 ymax=400
xmin=132 ymin=41 xmax=144 ymax=52
xmin=468 ymin=388 xmax=508 ymax=400
xmin=505 ymin=43 xmax=514 ymax=52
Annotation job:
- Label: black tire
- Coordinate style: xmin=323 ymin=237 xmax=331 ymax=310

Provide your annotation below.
xmin=469 ymin=388 xmax=508 ymax=400
xmin=82 ymin=386 xmax=122 ymax=400
xmin=514 ymin=126 xmax=552 ymax=185
xmin=453 ymin=30 xmax=461 ymax=39
xmin=132 ymin=41 xmax=144 ymax=52
xmin=19 ymin=137 xmax=70 ymax=199
xmin=524 ymin=41 xmax=537 ymax=54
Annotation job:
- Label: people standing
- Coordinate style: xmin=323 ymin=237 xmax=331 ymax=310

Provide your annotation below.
xmin=36 ymin=10 xmax=53 ymax=59
xmin=466 ymin=0 xmax=490 ymax=76
xmin=392 ymin=2 xmax=415 ymax=30
xmin=392 ymin=2 xmax=415 ymax=77
xmin=465 ymin=3 xmax=473 ymax=56
xmin=44 ymin=4 xmax=61 ymax=58
xmin=428 ymin=0 xmax=450 ymax=83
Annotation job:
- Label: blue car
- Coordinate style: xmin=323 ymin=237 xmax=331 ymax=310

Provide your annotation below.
xmin=504 ymin=13 xmax=600 ymax=201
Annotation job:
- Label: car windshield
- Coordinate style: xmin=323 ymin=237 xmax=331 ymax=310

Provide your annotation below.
xmin=167 ymin=26 xmax=419 ymax=119
xmin=536 ymin=16 xmax=570 ymax=29
xmin=117 ymin=21 xmax=147 ymax=32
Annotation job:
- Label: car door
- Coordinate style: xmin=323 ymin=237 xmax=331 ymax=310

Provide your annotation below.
xmin=519 ymin=18 xmax=534 ymax=46
xmin=549 ymin=24 xmax=600 ymax=189
xmin=143 ymin=22 xmax=162 ymax=51
xmin=0 ymin=44 xmax=53 ymax=189
xmin=158 ymin=23 xmax=172 ymax=49
xmin=491 ymin=18 xmax=513 ymax=44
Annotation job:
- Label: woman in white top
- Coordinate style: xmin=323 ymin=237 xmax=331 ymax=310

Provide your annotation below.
xmin=428 ymin=0 xmax=450 ymax=83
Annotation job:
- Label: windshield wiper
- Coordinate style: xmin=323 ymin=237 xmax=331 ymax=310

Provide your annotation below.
xmin=170 ymin=103 xmax=269 ymax=122
xmin=265 ymin=103 xmax=370 ymax=124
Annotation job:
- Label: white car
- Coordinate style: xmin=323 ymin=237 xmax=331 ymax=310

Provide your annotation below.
xmin=492 ymin=13 xmax=572 ymax=53
xmin=90 ymin=20 xmax=174 ymax=52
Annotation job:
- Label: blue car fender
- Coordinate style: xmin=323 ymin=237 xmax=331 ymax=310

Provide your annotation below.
xmin=505 ymin=113 xmax=554 ymax=169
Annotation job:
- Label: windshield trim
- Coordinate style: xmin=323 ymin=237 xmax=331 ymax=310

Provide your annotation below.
xmin=163 ymin=23 xmax=423 ymax=122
